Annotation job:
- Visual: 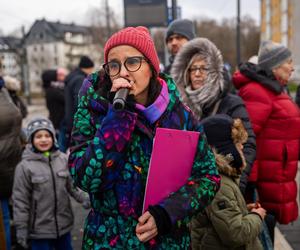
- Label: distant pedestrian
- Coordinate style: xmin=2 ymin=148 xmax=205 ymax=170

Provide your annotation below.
xmin=64 ymin=56 xmax=94 ymax=149
xmin=0 ymin=72 xmax=22 ymax=250
xmin=42 ymin=68 xmax=67 ymax=131
xmin=12 ymin=117 xmax=90 ymax=250
xmin=164 ymin=19 xmax=196 ymax=74
xmin=233 ymin=40 xmax=300 ymax=243
xmin=42 ymin=68 xmax=67 ymax=152
xmin=171 ymin=37 xmax=256 ymax=197
xmin=191 ymin=114 xmax=265 ymax=250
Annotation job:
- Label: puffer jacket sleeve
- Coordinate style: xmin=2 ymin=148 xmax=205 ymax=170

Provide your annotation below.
xmin=158 ymin=117 xmax=220 ymax=225
xmin=12 ymin=162 xmax=31 ymax=235
xmin=207 ymin=182 xmax=263 ymax=247
xmin=238 ymin=83 xmax=272 ymax=136
xmin=68 ymin=77 xmax=138 ymax=194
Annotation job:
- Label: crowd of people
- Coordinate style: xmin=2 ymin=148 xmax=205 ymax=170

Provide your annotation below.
xmin=0 ymin=17 xmax=300 ymax=250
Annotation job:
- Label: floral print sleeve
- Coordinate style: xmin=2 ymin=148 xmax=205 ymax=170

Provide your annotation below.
xmin=68 ymin=75 xmax=137 ymax=194
xmin=159 ymin=114 xmax=220 ymax=225
xmin=68 ymin=73 xmax=219 ymax=249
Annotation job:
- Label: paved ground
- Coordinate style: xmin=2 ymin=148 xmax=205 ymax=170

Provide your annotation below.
xmin=24 ymin=97 xmax=299 ymax=250
xmin=276 ymin=166 xmax=300 ymax=250
xmin=278 ymin=220 xmax=300 ymax=250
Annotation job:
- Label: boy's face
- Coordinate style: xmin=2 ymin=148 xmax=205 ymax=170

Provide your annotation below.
xmin=33 ymin=129 xmax=53 ymax=152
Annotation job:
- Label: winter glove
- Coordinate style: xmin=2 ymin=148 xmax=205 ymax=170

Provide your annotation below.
xmin=148 ymin=205 xmax=172 ymax=236
xmin=100 ymin=105 xmax=137 ymax=152
xmin=16 ymin=228 xmax=28 ymax=249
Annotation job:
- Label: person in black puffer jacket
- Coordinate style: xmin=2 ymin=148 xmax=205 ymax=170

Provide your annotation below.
xmin=64 ymin=56 xmax=94 ymax=149
xmin=42 ymin=68 xmax=66 ymax=131
xmin=171 ymin=37 xmax=256 ymax=196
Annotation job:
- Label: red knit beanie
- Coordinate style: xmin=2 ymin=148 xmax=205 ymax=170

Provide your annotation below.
xmin=104 ymin=26 xmax=160 ymax=74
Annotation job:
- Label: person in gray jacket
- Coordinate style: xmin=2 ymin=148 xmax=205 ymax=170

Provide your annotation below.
xmin=191 ymin=114 xmax=265 ymax=250
xmin=12 ymin=117 xmax=90 ymax=250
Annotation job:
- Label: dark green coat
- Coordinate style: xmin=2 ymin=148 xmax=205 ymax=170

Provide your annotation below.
xmin=191 ymin=166 xmax=263 ymax=250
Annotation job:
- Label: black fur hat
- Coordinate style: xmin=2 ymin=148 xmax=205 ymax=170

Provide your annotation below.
xmin=79 ymin=56 xmax=94 ymax=68
xmin=201 ymin=114 xmax=243 ymax=169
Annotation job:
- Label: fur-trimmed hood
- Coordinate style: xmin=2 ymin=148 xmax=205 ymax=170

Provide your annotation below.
xmin=171 ymin=38 xmax=224 ymax=119
xmin=214 ymin=151 xmax=244 ymax=179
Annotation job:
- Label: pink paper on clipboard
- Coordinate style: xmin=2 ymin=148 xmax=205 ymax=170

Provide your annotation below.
xmin=142 ymin=127 xmax=200 ymax=213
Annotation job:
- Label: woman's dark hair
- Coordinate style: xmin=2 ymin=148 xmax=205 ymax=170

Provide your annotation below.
xmin=145 ymin=66 xmax=161 ymax=106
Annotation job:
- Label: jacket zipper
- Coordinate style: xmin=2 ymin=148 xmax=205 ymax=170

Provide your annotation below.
xmin=49 ymin=156 xmax=60 ymax=238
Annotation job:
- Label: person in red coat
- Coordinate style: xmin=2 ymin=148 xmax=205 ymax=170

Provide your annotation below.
xmin=233 ymin=40 xmax=300 ymax=242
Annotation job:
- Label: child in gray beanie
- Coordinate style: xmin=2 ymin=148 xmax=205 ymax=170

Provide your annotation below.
xmin=12 ymin=117 xmax=90 ymax=249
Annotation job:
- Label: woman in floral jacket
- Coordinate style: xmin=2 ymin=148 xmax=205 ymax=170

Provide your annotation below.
xmin=68 ymin=26 xmax=220 ymax=249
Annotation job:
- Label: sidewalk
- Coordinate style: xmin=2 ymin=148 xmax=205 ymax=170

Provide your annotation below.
xmin=277 ymin=220 xmax=300 ymax=250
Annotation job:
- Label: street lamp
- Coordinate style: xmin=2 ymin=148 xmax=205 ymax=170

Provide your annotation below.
xmin=236 ymin=0 xmax=241 ymax=66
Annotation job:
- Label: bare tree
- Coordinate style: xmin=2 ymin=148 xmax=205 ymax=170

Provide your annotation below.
xmin=194 ymin=16 xmax=260 ymax=70
xmin=152 ymin=28 xmax=165 ymax=63
xmin=85 ymin=2 xmax=121 ymax=48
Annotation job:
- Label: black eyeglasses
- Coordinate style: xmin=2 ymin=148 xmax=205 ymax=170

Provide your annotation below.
xmin=103 ymin=56 xmax=147 ymax=77
xmin=189 ymin=66 xmax=209 ymax=75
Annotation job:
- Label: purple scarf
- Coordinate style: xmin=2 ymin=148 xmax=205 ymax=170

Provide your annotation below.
xmin=135 ymin=78 xmax=169 ymax=124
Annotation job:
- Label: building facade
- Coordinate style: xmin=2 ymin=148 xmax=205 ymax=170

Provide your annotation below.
xmin=0 ymin=37 xmax=22 ymax=80
xmin=25 ymin=19 xmax=101 ymax=93
xmin=261 ymin=0 xmax=300 ymax=81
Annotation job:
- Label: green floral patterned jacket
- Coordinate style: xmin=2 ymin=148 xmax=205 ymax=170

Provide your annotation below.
xmin=68 ymin=72 xmax=220 ymax=249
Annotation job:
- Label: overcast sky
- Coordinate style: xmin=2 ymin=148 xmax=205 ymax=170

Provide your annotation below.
xmin=0 ymin=0 xmax=260 ymax=35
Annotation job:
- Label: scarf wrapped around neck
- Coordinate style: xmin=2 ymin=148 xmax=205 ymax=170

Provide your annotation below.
xmin=184 ymin=76 xmax=223 ymax=119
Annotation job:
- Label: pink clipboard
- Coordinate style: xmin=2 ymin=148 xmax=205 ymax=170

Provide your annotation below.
xmin=142 ymin=127 xmax=200 ymax=213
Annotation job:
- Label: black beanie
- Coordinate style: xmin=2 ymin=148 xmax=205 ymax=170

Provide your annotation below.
xmin=41 ymin=69 xmax=57 ymax=88
xmin=201 ymin=114 xmax=243 ymax=169
xmin=79 ymin=56 xmax=94 ymax=68
xmin=166 ymin=19 xmax=196 ymax=42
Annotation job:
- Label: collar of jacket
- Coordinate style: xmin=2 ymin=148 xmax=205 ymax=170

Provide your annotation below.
xmin=239 ymin=62 xmax=282 ymax=94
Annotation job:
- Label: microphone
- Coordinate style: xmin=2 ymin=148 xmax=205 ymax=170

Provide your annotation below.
xmin=113 ymin=88 xmax=130 ymax=110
